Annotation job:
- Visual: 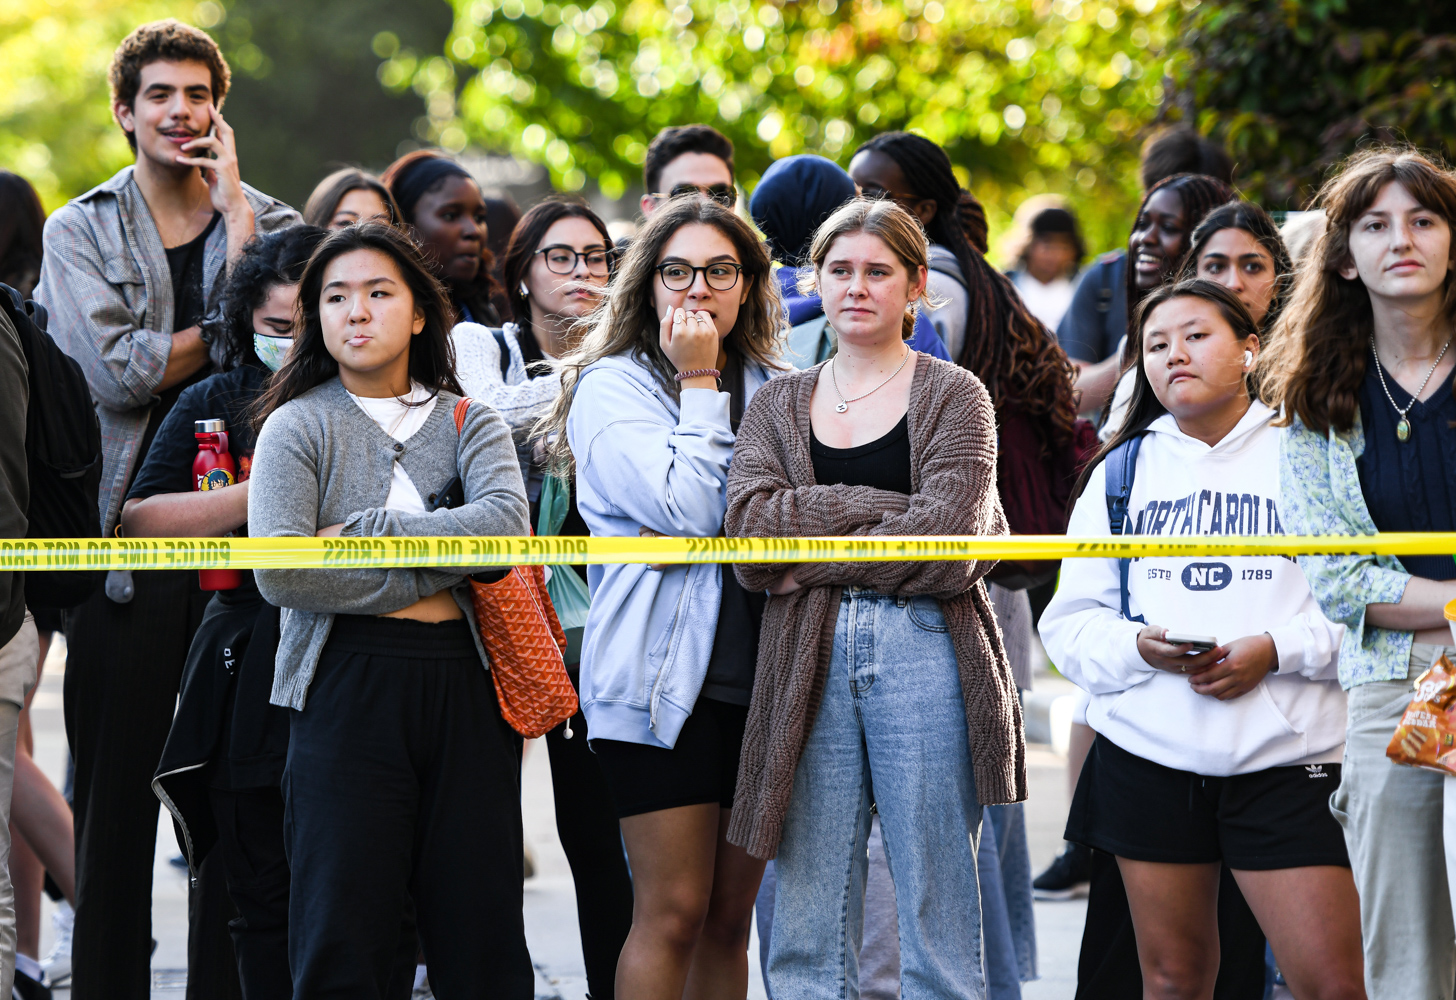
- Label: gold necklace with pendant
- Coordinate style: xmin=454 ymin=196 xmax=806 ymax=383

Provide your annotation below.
xmin=1371 ymin=335 xmax=1452 ymax=442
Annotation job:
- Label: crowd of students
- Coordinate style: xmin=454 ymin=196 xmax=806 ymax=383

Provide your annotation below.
xmin=0 ymin=14 xmax=1453 ymax=1000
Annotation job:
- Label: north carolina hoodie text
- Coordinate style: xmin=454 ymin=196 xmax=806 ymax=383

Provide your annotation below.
xmin=1038 ymin=402 xmax=1347 ymax=775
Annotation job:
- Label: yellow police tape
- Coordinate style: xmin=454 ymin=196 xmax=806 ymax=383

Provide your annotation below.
xmin=0 ymin=533 xmax=1453 ymax=572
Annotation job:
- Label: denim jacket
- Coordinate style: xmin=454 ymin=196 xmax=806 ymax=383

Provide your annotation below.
xmin=36 ymin=167 xmax=299 ymax=534
xmin=1279 ymin=412 xmax=1413 ymax=689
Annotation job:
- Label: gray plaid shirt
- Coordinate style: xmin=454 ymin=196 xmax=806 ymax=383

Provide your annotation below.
xmin=35 ymin=166 xmax=299 ymax=536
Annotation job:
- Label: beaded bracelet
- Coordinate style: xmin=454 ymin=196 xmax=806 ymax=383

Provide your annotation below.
xmin=673 ymin=368 xmax=721 ymax=382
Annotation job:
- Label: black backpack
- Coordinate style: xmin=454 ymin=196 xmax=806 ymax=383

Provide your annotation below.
xmin=1 ymin=284 xmax=103 ymax=611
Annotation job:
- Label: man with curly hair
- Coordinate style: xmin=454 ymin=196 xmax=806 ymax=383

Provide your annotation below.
xmin=33 ymin=19 xmax=298 ymax=1000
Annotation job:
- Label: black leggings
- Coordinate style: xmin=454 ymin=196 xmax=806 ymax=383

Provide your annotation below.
xmin=543 ymin=680 xmax=634 ymax=1000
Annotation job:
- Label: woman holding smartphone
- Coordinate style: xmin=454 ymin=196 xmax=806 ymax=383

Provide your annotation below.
xmin=1040 ymin=279 xmax=1359 ymax=999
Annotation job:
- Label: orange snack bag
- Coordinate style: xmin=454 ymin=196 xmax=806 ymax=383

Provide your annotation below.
xmin=1387 ymin=654 xmax=1456 ymax=775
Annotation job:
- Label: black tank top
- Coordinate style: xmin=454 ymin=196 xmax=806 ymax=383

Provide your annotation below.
xmin=809 ymin=413 xmax=913 ymax=494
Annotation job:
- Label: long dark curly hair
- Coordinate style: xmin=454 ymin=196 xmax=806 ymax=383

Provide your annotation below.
xmin=854 ymin=131 xmax=1077 ymax=452
xmin=205 ymin=225 xmax=327 ymax=370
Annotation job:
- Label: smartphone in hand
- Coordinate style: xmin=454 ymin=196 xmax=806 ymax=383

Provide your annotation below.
xmin=1164 ymin=630 xmax=1218 ymax=653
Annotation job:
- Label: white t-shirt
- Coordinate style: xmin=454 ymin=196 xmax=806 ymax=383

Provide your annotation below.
xmin=1011 ymin=271 xmax=1075 ymax=332
xmin=348 ymin=383 xmax=439 ymax=514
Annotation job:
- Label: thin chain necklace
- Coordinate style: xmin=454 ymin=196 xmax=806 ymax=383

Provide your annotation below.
xmin=1370 ymin=335 xmax=1452 ymax=442
xmin=828 ymin=346 xmax=911 ymax=413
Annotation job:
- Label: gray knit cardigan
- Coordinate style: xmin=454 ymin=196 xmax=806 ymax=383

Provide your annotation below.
xmin=248 ymin=378 xmax=529 ymax=709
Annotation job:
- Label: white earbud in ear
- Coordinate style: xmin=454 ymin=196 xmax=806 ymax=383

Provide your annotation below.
xmin=519 ymin=282 xmax=529 ymax=297
xmin=1243 ymin=349 xmax=1254 ymax=369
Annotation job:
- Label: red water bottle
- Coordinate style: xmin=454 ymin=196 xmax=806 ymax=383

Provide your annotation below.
xmin=194 ymin=418 xmax=241 ymax=591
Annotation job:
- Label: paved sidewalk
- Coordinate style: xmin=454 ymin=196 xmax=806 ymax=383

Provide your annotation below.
xmin=31 ymin=637 xmax=1089 ymax=999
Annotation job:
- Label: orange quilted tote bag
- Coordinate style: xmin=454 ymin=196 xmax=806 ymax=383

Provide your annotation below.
xmin=453 ymin=399 xmax=579 ymax=738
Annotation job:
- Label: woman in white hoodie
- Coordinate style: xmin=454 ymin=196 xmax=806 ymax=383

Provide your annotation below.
xmin=1039 ymin=279 xmax=1362 ymax=999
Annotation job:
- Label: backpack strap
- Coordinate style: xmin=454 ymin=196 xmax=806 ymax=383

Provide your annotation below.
xmin=491 ymin=328 xmax=511 ymax=380
xmin=1096 ymin=255 xmax=1117 ymax=315
xmin=928 ymin=251 xmax=968 ymax=290
xmin=1103 ymin=431 xmax=1146 ymax=624
xmin=453 ymin=397 xmax=472 ymax=434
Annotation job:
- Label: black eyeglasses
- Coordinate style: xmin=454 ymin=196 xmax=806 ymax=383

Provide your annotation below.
xmin=655 ymin=261 xmax=743 ymax=292
xmin=535 ymin=245 xmax=611 ymax=277
xmin=648 ymin=183 xmax=737 ymax=208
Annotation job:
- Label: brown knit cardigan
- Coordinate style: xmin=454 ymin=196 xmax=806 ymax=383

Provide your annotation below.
xmin=724 ymin=354 xmax=1027 ymax=860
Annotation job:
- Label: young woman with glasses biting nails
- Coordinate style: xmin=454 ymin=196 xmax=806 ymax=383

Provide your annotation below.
xmin=458 ymin=198 xmax=638 ymax=999
xmin=538 ymin=196 xmax=784 ymax=1000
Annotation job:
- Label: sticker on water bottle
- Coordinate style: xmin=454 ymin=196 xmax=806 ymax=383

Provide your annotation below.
xmin=198 ymin=468 xmax=235 ymax=491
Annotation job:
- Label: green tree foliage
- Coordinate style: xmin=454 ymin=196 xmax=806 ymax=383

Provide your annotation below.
xmin=204 ymin=0 xmax=454 ymax=208
xmin=1175 ymin=1 xmax=1456 ymax=209
xmin=0 ymin=0 xmax=186 ymax=211
xmin=403 ymin=0 xmax=1186 ymax=252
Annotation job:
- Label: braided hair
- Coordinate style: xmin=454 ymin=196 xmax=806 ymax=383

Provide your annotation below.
xmin=854 ymin=132 xmax=1076 ymax=451
xmin=1120 ymin=173 xmax=1237 ymax=366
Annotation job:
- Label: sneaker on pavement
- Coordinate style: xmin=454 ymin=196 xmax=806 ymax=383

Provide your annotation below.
xmin=1032 ymin=842 xmax=1091 ymax=900
xmin=13 ymin=957 xmax=51 ymax=1000
xmin=40 ymin=900 xmax=72 ymax=985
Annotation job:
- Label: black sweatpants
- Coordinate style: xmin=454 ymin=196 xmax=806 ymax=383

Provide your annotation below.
xmin=210 ymin=787 xmax=292 ymax=999
xmin=63 ymin=570 xmax=213 ymax=1000
xmin=284 ymin=615 xmax=533 ymax=999
xmin=544 ymin=685 xmax=633 ymax=999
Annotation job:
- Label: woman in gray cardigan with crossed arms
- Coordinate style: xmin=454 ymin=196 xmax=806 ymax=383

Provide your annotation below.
xmin=247 ymin=223 xmax=533 ymax=998
xmin=726 ymin=198 xmax=1024 ymax=999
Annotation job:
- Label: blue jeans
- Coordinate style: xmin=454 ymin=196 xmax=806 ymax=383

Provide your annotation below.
xmin=767 ymin=589 xmax=986 ymax=999
xmin=980 ymin=803 xmax=1037 ymax=997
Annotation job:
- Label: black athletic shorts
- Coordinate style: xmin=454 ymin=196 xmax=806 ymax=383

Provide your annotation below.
xmin=1065 ymin=735 xmax=1350 ymax=870
xmin=590 ymin=698 xmax=748 ymax=819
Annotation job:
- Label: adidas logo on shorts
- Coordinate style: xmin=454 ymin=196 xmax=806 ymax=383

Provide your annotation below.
xmin=1305 ymin=765 xmax=1330 ymax=779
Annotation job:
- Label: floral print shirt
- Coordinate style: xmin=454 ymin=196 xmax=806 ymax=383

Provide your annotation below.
xmin=1279 ymin=413 xmax=1413 ymax=689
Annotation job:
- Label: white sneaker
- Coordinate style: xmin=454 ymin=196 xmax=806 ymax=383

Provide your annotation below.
xmin=40 ymin=900 xmax=72 ymax=985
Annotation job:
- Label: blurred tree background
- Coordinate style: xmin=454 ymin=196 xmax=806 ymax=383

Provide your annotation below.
xmin=1172 ymin=0 xmax=1456 ymax=210
xmin=0 ymin=0 xmax=183 ymax=211
xmin=410 ymin=0 xmax=1185 ymax=254
xmin=6 ymin=0 xmax=1456 ymax=256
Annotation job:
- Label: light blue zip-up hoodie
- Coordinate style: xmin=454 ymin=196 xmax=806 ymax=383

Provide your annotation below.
xmin=568 ymin=350 xmax=774 ymax=748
